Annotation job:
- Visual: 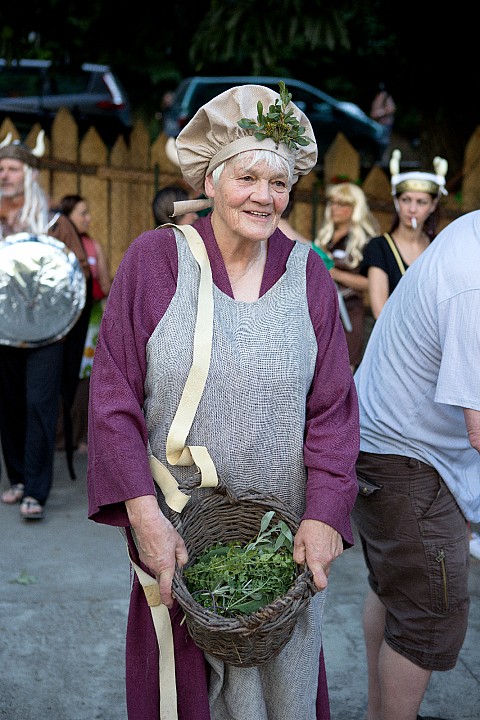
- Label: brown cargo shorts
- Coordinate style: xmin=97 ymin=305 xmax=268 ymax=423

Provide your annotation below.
xmin=353 ymin=451 xmax=470 ymax=671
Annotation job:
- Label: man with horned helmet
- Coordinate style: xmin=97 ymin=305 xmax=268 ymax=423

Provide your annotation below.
xmin=0 ymin=130 xmax=90 ymax=519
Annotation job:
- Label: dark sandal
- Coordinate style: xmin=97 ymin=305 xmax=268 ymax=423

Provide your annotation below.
xmin=20 ymin=497 xmax=44 ymax=520
xmin=1 ymin=483 xmax=25 ymax=504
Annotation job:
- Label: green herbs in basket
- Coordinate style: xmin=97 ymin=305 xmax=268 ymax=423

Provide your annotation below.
xmin=183 ymin=511 xmax=296 ymax=617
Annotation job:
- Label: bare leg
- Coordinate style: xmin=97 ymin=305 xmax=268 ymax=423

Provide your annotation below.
xmin=362 ymin=588 xmax=432 ymax=720
xmin=379 ymin=642 xmax=431 ymax=720
xmin=363 ymin=588 xmax=386 ymax=720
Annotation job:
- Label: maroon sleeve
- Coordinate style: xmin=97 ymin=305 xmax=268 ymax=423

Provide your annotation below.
xmin=303 ymin=249 xmax=359 ymax=546
xmin=87 ymin=228 xmax=178 ymax=525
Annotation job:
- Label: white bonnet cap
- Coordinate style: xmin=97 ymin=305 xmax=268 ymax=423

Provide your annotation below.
xmin=174 ymin=83 xmax=318 ymax=194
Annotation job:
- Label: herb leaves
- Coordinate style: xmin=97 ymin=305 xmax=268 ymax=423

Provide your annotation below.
xmin=237 ymin=81 xmax=313 ymax=150
xmin=183 ymin=511 xmax=296 ymax=617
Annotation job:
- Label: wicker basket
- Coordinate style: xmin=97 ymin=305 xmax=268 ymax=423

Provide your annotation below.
xmin=170 ymin=483 xmax=316 ymax=667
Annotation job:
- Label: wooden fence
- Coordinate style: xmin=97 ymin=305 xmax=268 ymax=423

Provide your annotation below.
xmin=2 ymin=108 xmax=480 ymax=276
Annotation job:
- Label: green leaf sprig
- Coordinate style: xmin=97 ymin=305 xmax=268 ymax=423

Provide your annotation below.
xmin=237 ymin=82 xmax=313 ymax=151
xmin=183 ymin=511 xmax=296 ymax=617
xmin=8 ymin=569 xmax=37 ymax=585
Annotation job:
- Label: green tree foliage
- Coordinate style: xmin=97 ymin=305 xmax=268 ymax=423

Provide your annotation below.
xmin=188 ymin=0 xmax=349 ymax=75
xmin=0 ymin=1 xmax=476 ymax=177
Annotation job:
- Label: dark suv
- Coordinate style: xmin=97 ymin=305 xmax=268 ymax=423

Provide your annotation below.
xmin=0 ymin=59 xmax=132 ymax=142
xmin=163 ymin=76 xmax=385 ymax=167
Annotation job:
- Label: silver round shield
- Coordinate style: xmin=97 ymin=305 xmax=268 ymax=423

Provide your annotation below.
xmin=0 ymin=232 xmax=86 ymax=348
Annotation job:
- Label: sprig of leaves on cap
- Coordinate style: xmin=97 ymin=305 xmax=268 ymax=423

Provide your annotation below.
xmin=238 ymin=82 xmax=313 ymax=151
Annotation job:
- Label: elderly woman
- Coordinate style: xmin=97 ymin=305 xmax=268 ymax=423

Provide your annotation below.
xmin=87 ymin=83 xmax=359 ymax=720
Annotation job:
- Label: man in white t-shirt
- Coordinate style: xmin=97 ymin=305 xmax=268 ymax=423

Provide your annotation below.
xmin=353 ymin=210 xmax=480 ymax=720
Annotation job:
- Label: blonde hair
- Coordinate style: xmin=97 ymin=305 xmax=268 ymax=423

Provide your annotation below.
xmin=314 ymin=182 xmax=379 ymax=268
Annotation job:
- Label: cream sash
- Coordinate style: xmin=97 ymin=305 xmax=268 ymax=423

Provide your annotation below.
xmin=128 ymin=224 xmax=218 ymax=719
xmin=148 ymin=223 xmax=218 ymax=512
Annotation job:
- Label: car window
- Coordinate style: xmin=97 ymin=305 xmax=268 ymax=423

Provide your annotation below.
xmin=0 ymin=67 xmax=48 ymax=97
xmin=0 ymin=66 xmax=92 ymax=97
xmin=285 ymin=86 xmax=331 ymax=115
xmin=50 ymin=70 xmax=90 ymax=94
xmin=312 ymin=102 xmax=335 ymax=119
xmin=86 ymin=72 xmax=108 ymax=94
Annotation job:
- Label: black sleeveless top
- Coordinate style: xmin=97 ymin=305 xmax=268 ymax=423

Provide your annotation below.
xmin=359 ymin=233 xmax=408 ymax=296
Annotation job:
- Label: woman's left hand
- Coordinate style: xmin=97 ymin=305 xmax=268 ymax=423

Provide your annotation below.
xmin=293 ymin=519 xmax=344 ymax=591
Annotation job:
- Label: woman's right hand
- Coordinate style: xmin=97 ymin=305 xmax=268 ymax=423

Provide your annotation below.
xmin=125 ymin=495 xmax=188 ymax=607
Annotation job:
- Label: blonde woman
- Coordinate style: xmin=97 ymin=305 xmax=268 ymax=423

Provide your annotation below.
xmin=314 ymin=182 xmax=379 ymax=371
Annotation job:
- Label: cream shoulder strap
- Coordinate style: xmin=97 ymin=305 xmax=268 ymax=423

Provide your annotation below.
xmin=123 ymin=533 xmax=178 ymax=720
xmin=383 ymin=232 xmax=406 ymax=275
xmin=149 ymin=223 xmax=219 ymax=513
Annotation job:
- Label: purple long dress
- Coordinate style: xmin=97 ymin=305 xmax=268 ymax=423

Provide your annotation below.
xmin=87 ymin=214 xmax=359 ymax=719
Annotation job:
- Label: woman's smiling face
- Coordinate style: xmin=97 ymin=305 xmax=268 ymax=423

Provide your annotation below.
xmin=206 ymin=152 xmax=291 ymax=244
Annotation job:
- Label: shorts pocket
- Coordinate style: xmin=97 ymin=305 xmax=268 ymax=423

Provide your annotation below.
xmin=357 ymin=477 xmax=383 ymax=497
xmin=424 ymin=538 xmax=469 ymax=614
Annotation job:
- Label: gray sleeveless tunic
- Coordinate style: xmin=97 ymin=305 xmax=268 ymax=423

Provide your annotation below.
xmin=144 ymin=228 xmax=326 ymax=720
